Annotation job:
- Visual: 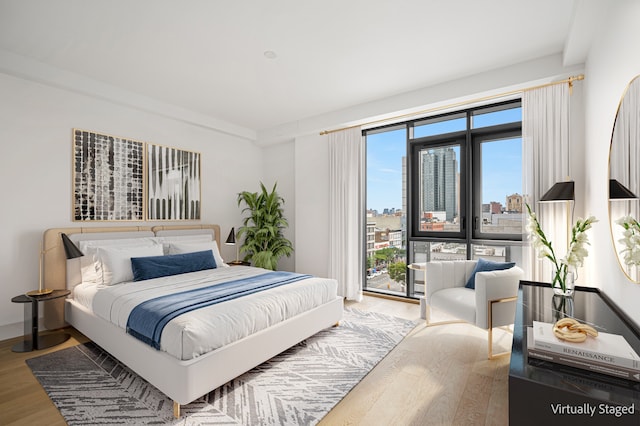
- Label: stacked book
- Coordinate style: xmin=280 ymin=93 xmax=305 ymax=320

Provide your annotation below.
xmin=528 ymin=321 xmax=640 ymax=382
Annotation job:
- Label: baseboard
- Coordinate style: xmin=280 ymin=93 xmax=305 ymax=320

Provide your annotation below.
xmin=0 ymin=317 xmax=51 ymax=343
xmin=363 ymin=291 xmax=420 ymax=304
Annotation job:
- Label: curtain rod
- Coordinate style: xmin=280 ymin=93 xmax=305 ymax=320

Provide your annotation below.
xmin=319 ymin=74 xmax=584 ymax=136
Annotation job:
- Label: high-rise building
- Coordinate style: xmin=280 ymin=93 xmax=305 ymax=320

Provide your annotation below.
xmin=421 ymin=148 xmax=457 ymax=221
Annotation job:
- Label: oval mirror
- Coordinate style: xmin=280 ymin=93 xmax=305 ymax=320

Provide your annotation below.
xmin=609 ymin=74 xmax=640 ymax=283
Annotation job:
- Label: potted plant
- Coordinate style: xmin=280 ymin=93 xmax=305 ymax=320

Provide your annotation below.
xmin=237 ymin=182 xmax=293 ymax=270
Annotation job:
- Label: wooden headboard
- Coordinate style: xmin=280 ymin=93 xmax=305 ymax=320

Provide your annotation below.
xmin=42 ymin=224 xmax=221 ymax=330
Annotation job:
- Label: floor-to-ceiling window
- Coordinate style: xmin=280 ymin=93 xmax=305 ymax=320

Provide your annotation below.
xmin=365 ymin=100 xmax=522 ymax=299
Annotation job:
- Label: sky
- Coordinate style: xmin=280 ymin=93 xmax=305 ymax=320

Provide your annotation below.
xmin=366 ymin=128 xmax=406 ymax=212
xmin=366 ymin=107 xmax=522 ymax=213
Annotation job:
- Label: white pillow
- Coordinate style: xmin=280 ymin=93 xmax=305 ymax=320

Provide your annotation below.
xmin=78 ymin=238 xmax=160 ymax=284
xmin=97 ymin=244 xmax=164 ymax=286
xmin=168 ymin=241 xmax=227 ymax=268
xmin=156 ymin=234 xmax=213 ymax=254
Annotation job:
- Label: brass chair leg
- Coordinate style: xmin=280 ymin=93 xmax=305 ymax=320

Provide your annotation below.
xmin=487 ymin=296 xmax=517 ymax=360
xmin=173 ymin=401 xmax=180 ymax=419
xmin=425 ymin=298 xmax=516 ymax=359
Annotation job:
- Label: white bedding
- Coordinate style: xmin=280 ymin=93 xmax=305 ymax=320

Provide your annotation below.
xmin=74 ymin=266 xmax=338 ymax=361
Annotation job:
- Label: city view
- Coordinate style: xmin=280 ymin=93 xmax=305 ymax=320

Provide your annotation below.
xmin=366 ymin=200 xmax=524 ymax=295
xmin=366 ymin=105 xmax=523 ymax=296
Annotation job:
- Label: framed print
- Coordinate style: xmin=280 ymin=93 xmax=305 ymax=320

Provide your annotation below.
xmin=73 ymin=129 xmax=144 ymax=221
xmin=147 ymin=144 xmax=201 ymax=220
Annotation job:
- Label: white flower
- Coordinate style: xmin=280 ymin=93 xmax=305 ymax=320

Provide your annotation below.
xmin=574 ymin=232 xmax=587 ymax=244
xmin=616 ymin=216 xmax=640 ymax=266
xmin=616 ymin=215 xmax=634 ymax=226
xmin=526 ymin=203 xmax=597 ymax=291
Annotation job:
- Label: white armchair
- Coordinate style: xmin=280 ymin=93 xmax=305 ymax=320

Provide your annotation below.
xmin=424 ymin=260 xmax=524 ymax=359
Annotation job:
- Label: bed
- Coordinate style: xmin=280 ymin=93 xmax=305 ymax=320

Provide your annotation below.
xmin=42 ymin=224 xmax=344 ymax=418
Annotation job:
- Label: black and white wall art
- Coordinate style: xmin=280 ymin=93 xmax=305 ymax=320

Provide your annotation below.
xmin=73 ymin=129 xmax=144 ymax=221
xmin=147 ymin=144 xmax=201 ymax=220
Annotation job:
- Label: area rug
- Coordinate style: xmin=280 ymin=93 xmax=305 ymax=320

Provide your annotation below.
xmin=26 ymin=308 xmax=417 ymax=425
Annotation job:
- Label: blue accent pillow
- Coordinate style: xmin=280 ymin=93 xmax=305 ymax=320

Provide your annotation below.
xmin=464 ymin=258 xmax=515 ymax=289
xmin=131 ymin=250 xmax=217 ymax=281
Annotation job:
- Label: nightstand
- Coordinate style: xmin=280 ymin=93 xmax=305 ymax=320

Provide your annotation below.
xmin=11 ymin=289 xmax=71 ymax=352
xmin=227 ymin=260 xmax=251 ymax=266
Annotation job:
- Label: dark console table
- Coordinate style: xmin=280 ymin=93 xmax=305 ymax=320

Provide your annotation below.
xmin=509 ymin=281 xmax=640 ymax=426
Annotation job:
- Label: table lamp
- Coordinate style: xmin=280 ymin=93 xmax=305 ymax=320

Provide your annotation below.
xmin=539 ymin=180 xmax=574 ymax=202
xmin=609 ymin=179 xmax=638 ymax=200
xmin=225 ymin=227 xmax=243 ymax=265
xmin=27 ymin=233 xmax=83 ymax=296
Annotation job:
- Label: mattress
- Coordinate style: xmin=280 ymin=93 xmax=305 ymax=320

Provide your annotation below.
xmin=73 ymin=266 xmax=338 ymax=360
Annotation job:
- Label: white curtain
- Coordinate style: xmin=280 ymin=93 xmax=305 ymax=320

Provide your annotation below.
xmin=522 ymin=83 xmax=570 ymax=282
xmin=328 ymin=127 xmax=364 ymax=301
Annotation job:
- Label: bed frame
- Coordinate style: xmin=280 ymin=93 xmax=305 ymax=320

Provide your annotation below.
xmin=42 ymin=225 xmax=344 ymax=418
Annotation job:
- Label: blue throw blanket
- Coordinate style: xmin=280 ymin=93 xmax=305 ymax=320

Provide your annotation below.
xmin=127 ymin=271 xmax=311 ymax=349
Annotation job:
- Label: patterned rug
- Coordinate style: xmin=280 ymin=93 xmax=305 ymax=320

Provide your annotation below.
xmin=26 ymin=308 xmax=417 ymax=425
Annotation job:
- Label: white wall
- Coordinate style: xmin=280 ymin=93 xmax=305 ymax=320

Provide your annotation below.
xmin=294 ymin=133 xmax=330 ymax=278
xmin=0 ymin=73 xmax=263 ymax=339
xmin=584 ymin=0 xmax=640 ymax=325
xmin=258 ymin=54 xmax=583 ymax=146
xmin=262 ymin=140 xmax=296 ymax=272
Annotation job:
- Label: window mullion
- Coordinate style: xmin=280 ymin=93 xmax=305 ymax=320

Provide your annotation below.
xmin=365 ymin=100 xmax=522 ymax=300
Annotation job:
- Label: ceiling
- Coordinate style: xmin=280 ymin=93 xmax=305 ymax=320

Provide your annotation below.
xmin=0 ymin=0 xmax=582 ymax=133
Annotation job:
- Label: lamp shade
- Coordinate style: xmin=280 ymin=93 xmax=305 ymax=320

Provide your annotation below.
xmin=225 ymin=227 xmax=236 ymax=245
xmin=540 ymin=181 xmax=574 ymax=202
xmin=609 ymin=179 xmax=638 ymax=200
xmin=61 ymin=233 xmax=84 ymax=259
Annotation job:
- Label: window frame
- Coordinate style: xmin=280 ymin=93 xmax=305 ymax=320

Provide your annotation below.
xmin=364 ymin=99 xmax=522 ymax=300
xmin=471 ymin=124 xmax=523 ymax=241
xmin=363 ymin=123 xmax=408 ymax=296
xmin=409 ymin=132 xmax=467 ymax=240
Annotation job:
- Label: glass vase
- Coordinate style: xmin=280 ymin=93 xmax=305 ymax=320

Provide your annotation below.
xmin=552 ymin=267 xmax=575 ymax=297
xmin=553 ymin=293 xmax=574 ymax=320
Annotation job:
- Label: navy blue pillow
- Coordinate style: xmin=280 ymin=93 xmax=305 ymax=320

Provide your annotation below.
xmin=464 ymin=258 xmax=515 ymax=289
xmin=131 ymin=250 xmax=217 ymax=281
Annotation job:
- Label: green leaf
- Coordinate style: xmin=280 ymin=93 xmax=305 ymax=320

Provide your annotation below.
xmin=236 ymin=181 xmax=293 ymax=270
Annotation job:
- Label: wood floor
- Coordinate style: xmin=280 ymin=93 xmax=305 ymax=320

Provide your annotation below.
xmin=0 ymin=295 xmax=512 ymax=426
xmin=322 ymin=296 xmax=511 ymax=426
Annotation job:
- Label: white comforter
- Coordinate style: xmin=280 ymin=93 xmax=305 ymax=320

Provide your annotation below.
xmin=76 ymin=266 xmax=338 ymax=360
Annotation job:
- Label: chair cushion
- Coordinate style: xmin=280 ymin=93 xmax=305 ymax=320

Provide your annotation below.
xmin=430 ymin=287 xmax=476 ymax=324
xmin=464 ymin=258 xmax=515 ymax=289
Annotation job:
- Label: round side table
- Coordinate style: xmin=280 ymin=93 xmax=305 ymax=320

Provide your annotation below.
xmin=11 ymin=289 xmax=71 ymax=352
xmin=227 ymin=260 xmax=251 ymax=266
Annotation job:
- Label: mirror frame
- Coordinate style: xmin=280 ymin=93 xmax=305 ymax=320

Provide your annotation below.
xmin=608 ymin=74 xmax=640 ymax=284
